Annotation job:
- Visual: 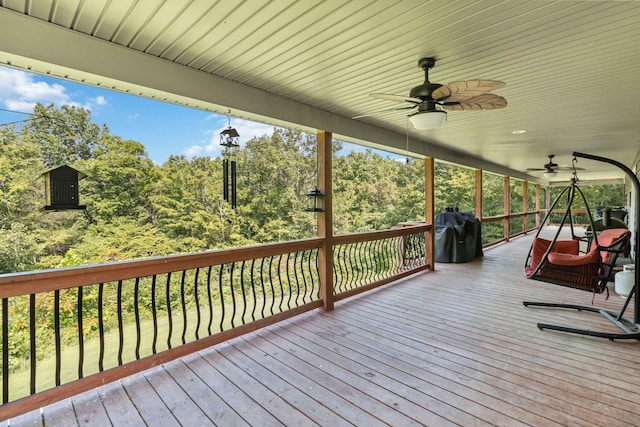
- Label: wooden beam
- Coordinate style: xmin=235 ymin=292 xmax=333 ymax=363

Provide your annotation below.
xmin=425 ymin=157 xmax=435 ymax=271
xmin=475 ymin=169 xmax=483 ymax=220
xmin=503 ymin=176 xmax=510 ymax=241
xmin=535 ymin=183 xmax=541 ymax=228
xmin=522 ymin=180 xmax=528 ymax=232
xmin=317 ymin=130 xmax=334 ymax=311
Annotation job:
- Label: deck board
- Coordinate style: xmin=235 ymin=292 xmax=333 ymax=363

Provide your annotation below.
xmin=98 ymin=381 xmax=146 ymax=426
xmin=4 ymin=233 xmax=640 ymax=426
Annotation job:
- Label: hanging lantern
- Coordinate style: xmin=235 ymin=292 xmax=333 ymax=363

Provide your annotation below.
xmin=305 ymin=187 xmax=324 ymax=212
xmin=41 ymin=165 xmax=87 ymax=211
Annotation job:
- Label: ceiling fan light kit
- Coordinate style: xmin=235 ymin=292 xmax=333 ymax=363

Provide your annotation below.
xmin=408 ymin=110 xmax=447 ymax=129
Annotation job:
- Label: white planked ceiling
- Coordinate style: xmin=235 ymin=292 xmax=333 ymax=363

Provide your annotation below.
xmin=1 ymin=0 xmax=639 ymax=183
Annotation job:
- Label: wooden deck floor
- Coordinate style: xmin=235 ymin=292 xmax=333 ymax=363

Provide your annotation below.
xmin=4 ymin=233 xmax=640 ymax=426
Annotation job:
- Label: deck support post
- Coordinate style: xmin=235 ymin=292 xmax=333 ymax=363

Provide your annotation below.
xmin=475 ymin=169 xmax=483 ymax=222
xmin=503 ymin=176 xmax=510 ymax=241
xmin=522 ymin=180 xmax=528 ymax=233
xmin=535 ymin=183 xmax=541 ymax=228
xmin=317 ymin=130 xmax=334 ymax=310
xmin=425 ymin=157 xmax=435 ymax=270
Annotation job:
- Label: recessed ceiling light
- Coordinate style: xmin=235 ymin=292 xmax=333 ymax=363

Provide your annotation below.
xmin=512 ymin=129 xmax=527 ymax=135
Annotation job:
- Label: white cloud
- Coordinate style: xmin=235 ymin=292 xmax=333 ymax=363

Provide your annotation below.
xmin=0 ymin=68 xmax=75 ymax=113
xmin=184 ymin=145 xmax=204 ymax=157
xmin=92 ymin=96 xmax=107 ymax=106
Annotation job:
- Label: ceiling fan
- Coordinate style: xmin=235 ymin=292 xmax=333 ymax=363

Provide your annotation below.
xmin=526 ymin=155 xmax=585 ymax=176
xmin=353 ymin=57 xmax=507 ymax=129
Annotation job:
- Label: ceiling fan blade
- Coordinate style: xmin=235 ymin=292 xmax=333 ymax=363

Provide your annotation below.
xmin=555 ymin=166 xmax=586 ymax=171
xmin=369 ymin=93 xmax=423 ymax=104
xmin=441 ymin=94 xmax=507 ymax=111
xmin=526 ymin=166 xmax=586 ymax=172
xmin=352 ymin=105 xmax=416 ymax=119
xmin=432 ymin=80 xmax=505 ymax=102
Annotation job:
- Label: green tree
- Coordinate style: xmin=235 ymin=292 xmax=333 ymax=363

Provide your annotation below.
xmin=434 ymin=162 xmax=475 ymax=215
xmin=236 ymin=129 xmax=317 ymax=241
xmin=81 ymin=135 xmax=155 ymax=223
xmin=23 ymin=103 xmax=106 ymax=168
xmin=0 ymin=222 xmax=40 ymax=273
xmin=150 ymin=155 xmax=247 ymax=251
xmin=0 ymin=126 xmax=43 ymax=226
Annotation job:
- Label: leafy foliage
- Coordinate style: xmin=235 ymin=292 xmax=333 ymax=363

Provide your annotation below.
xmin=0 ymin=104 xmax=430 ymax=273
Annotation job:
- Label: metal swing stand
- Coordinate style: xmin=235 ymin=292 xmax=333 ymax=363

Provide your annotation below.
xmin=523 ymin=151 xmax=640 ymax=340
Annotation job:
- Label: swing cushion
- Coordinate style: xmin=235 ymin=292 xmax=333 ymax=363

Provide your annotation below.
xmin=547 ymin=247 xmax=599 ymax=266
xmin=525 ymin=237 xmax=599 ymax=290
xmin=594 ymin=228 xmax=630 ymax=266
xmin=527 ymin=237 xmax=579 ymax=274
xmin=525 ymin=228 xmax=630 ymax=293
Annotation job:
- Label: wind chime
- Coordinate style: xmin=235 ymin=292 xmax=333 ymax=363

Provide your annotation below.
xmin=220 ymin=114 xmax=240 ymax=208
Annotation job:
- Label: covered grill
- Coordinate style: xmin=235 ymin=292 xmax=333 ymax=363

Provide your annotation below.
xmin=434 ymin=210 xmax=483 ymax=263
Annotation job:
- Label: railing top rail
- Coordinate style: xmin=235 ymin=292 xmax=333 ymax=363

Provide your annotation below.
xmin=333 ymin=224 xmax=431 ymax=245
xmin=481 ymin=211 xmax=542 ymax=222
xmin=0 ymin=238 xmax=324 ymax=298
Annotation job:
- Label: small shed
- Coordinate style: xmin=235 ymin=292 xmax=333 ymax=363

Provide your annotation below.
xmin=41 ymin=165 xmax=87 ymax=211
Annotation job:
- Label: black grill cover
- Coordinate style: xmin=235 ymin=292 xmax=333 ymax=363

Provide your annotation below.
xmin=435 ymin=211 xmax=483 ymax=263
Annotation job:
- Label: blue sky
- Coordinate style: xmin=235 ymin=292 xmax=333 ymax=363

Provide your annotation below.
xmin=0 ymin=65 xmax=402 ymax=164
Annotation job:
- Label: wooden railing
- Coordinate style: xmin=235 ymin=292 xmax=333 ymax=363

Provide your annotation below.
xmin=481 ymin=210 xmax=541 ymax=248
xmin=0 ymin=224 xmax=431 ymax=420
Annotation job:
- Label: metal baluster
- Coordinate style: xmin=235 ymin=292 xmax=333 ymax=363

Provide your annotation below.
xmin=334 ymin=245 xmax=344 ymax=293
xmin=249 ymin=259 xmax=258 ymax=322
xmin=239 ymin=260 xmax=248 ymax=324
xmin=312 ymin=248 xmax=320 ymax=300
xmin=180 ymin=271 xmax=187 ymax=345
xmin=134 ymin=278 xmax=141 ymax=360
xmin=284 ymin=253 xmax=293 ymax=309
xmin=292 ymin=252 xmax=302 ymax=306
xmin=229 ymin=263 xmax=237 ymax=328
xmin=54 ymin=290 xmax=61 ymax=386
xmin=151 ymin=275 xmax=157 ymax=354
xmin=373 ymin=238 xmax=382 ymax=280
xmin=259 ymin=257 xmax=267 ymax=319
xmin=98 ymin=283 xmax=104 ymax=371
xmin=268 ymin=256 xmax=276 ymax=316
xmin=30 ymin=294 xmax=36 ymax=395
xmin=298 ymin=250 xmax=308 ymax=304
xmin=194 ymin=268 xmax=201 ymax=340
xmin=77 ymin=286 xmax=84 ymax=378
xmin=347 ymin=243 xmax=357 ymax=291
xmin=206 ymin=266 xmax=213 ymax=336
xmin=277 ymin=255 xmax=285 ymax=313
xmin=218 ymin=265 xmax=225 ymax=332
xmin=166 ymin=272 xmax=173 ymax=350
xmin=117 ymin=280 xmax=123 ymax=365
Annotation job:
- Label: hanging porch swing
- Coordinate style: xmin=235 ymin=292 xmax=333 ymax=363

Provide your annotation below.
xmin=523 ymin=152 xmax=640 ymax=340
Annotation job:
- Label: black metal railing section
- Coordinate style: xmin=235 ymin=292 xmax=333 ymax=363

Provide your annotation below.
xmin=0 ymin=226 xmax=431 ymax=415
xmin=333 ymin=227 xmax=428 ymax=296
xmin=0 ymin=240 xmax=322 ymax=405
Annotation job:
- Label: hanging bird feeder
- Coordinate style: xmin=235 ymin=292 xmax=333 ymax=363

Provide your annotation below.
xmin=41 ymin=165 xmax=86 ymax=211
